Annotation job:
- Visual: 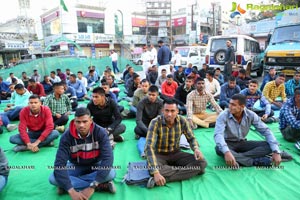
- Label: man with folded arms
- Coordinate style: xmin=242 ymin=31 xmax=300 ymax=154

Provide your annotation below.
xmin=9 ymin=95 xmax=59 ymax=152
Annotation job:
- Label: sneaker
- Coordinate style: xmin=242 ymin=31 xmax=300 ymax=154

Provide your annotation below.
xmin=7 ymin=124 xmax=17 ymax=132
xmin=295 ymin=141 xmax=300 ymax=151
xmin=147 ymin=177 xmax=156 ymax=189
xmin=114 ymin=135 xmax=124 ymax=142
xmin=57 ymin=187 xmax=67 ymax=195
xmin=280 ymin=151 xmax=293 ymax=162
xmin=252 ymin=157 xmax=272 ymax=166
xmin=55 ymin=126 xmax=65 ymax=133
xmin=95 ymin=181 xmax=116 ymax=193
xmin=265 ymin=117 xmax=277 ymax=124
xmin=13 ymin=145 xmax=27 ymax=152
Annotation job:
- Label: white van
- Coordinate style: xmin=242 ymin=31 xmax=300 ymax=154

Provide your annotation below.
xmin=174 ymin=46 xmax=206 ymax=69
xmin=205 ymin=35 xmax=264 ymax=76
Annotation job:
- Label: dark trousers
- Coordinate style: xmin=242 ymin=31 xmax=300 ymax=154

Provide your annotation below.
xmin=254 ymin=110 xmax=274 ymax=118
xmin=134 ymin=126 xmax=148 ymax=138
xmin=53 ymin=114 xmax=69 ymax=126
xmin=110 ymin=124 xmax=126 ymax=137
xmin=224 ymin=62 xmax=232 ymax=81
xmin=153 ymin=151 xmax=207 ymax=182
xmin=280 ymin=126 xmax=300 ymax=142
xmin=215 ymin=140 xmax=272 ymax=166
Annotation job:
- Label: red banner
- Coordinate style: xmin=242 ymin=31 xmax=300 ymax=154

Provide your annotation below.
xmin=172 ymin=17 xmax=186 ymax=27
xmin=132 ymin=18 xmax=146 ymax=27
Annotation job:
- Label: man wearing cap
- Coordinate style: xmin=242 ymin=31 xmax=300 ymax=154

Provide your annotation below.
xmin=157 ymin=40 xmax=172 ymax=77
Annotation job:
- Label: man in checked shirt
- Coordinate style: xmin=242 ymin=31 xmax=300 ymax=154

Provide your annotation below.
xmin=144 ymin=99 xmax=207 ymax=188
xmin=186 ymin=77 xmax=223 ymax=129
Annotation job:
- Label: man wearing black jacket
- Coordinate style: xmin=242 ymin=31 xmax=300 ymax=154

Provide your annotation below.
xmin=174 ymin=76 xmax=194 ymax=114
xmin=49 ymin=107 xmax=116 ymax=199
xmin=173 ymin=65 xmax=186 ymax=86
xmin=87 ymin=87 xmax=126 ymax=143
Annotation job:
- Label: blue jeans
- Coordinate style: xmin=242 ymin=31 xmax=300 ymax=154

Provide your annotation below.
xmin=112 ymin=61 xmax=119 ymax=73
xmin=76 ymin=92 xmax=85 ymax=99
xmin=4 ymin=106 xmax=23 ymax=121
xmin=49 ymin=161 xmax=116 ymax=191
xmin=0 ymin=175 xmax=8 ymax=192
xmin=9 ymin=130 xmax=59 ymax=146
xmin=129 ymin=106 xmax=137 ymax=115
xmin=271 ymin=103 xmax=281 ymax=111
xmin=0 ymin=113 xmax=10 ymax=126
xmin=178 ymin=105 xmax=186 ymax=115
xmin=137 ymin=137 xmax=146 ymax=158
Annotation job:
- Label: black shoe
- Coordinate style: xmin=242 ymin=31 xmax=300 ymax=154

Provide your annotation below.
xmin=95 ymin=181 xmax=116 ymax=193
xmin=280 ymin=151 xmax=293 ymax=162
xmin=135 ymin=134 xmax=140 ymax=140
xmin=209 ymin=122 xmax=216 ymax=128
xmin=57 ymin=187 xmax=67 ymax=195
xmin=114 ymin=135 xmax=124 ymax=142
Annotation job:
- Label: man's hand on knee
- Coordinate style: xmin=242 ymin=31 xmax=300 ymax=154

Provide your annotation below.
xmin=224 ymin=151 xmax=237 ymax=167
xmin=154 ymin=172 xmax=166 ymax=186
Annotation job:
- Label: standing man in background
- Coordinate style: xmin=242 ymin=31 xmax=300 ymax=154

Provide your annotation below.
xmin=157 ymin=40 xmax=172 ymax=77
xmin=110 ymin=50 xmax=120 ymax=74
xmin=173 ymin=49 xmax=182 ymax=70
xmin=150 ymin=44 xmax=157 ymax=66
xmin=224 ymin=40 xmax=235 ymax=81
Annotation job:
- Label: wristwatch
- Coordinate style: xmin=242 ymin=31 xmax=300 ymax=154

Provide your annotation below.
xmin=272 ymin=150 xmax=281 ymax=154
xmin=90 ymin=181 xmax=99 ymax=189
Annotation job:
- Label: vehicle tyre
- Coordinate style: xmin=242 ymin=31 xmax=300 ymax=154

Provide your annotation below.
xmin=137 ymin=60 xmax=142 ymax=65
xmin=214 ymin=49 xmax=226 ymax=65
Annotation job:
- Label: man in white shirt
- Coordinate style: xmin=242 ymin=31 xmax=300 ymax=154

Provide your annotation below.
xmin=141 ymin=46 xmax=152 ymax=77
xmin=204 ymin=70 xmax=221 ymax=99
xmin=50 ymin=71 xmax=61 ymax=83
xmin=173 ymin=49 xmax=182 ymax=70
xmin=150 ymin=44 xmax=157 ymax=66
xmin=77 ymin=71 xmax=88 ymax=88
xmin=110 ymin=50 xmax=120 ymax=74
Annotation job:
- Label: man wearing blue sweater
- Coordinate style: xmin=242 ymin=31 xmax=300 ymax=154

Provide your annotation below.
xmin=49 ymin=107 xmax=116 ymax=198
xmin=68 ymin=74 xmax=89 ymax=100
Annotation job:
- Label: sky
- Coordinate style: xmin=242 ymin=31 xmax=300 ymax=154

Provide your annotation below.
xmin=0 ymin=0 xmax=273 ymax=23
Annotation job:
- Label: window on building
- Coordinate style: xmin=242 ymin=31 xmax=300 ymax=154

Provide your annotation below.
xmin=77 ymin=17 xmax=104 ymax=33
xmin=132 ymin=27 xmax=146 ymax=35
xmin=172 ymin=26 xmax=186 ymax=35
xmin=148 ymin=27 xmax=158 ymax=35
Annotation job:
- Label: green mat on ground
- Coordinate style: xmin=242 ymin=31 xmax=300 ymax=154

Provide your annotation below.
xmin=0 ymin=87 xmax=300 ymax=200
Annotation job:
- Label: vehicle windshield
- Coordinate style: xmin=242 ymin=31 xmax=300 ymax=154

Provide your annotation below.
xmin=210 ymin=38 xmax=237 ymax=52
xmin=176 ymin=48 xmax=189 ymax=57
xmin=271 ymin=25 xmax=300 ymax=44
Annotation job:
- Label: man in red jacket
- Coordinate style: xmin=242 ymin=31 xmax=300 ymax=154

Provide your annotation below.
xmin=9 ymin=94 xmax=59 ymax=152
xmin=27 ymin=78 xmax=46 ymax=97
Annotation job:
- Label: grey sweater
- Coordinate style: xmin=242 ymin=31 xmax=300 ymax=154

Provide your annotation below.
xmin=0 ymin=148 xmax=9 ymax=177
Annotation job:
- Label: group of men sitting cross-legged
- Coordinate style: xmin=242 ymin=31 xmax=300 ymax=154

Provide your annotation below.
xmin=1 ymin=65 xmax=298 ymax=198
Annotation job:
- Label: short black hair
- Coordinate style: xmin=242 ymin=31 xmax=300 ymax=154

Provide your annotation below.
xmin=231 ymin=94 xmax=246 ymax=105
xmin=161 ymin=69 xmax=167 ymax=72
xmin=195 ymin=77 xmax=205 ymax=83
xmin=50 ymin=71 xmax=56 ymax=74
xmin=56 ymin=69 xmax=61 ymax=72
xmin=277 ymin=73 xmax=286 ymax=78
xmin=92 ymin=87 xmax=106 ymax=95
xmin=148 ymin=85 xmax=159 ymax=93
xmin=11 ymin=78 xmax=17 ymax=83
xmin=29 ymin=94 xmax=40 ymax=100
xmin=66 ymin=68 xmax=70 ymax=71
xmin=101 ymin=82 xmax=109 ymax=87
xmin=53 ymin=82 xmax=64 ymax=88
xmin=216 ymin=67 xmax=221 ymax=71
xmin=249 ymin=79 xmax=259 ymax=85
xmin=158 ymin=40 xmax=164 ymax=44
xmin=77 ymin=71 xmax=83 ymax=74
xmin=70 ymin=74 xmax=77 ymax=79
xmin=133 ymin=73 xmax=140 ymax=80
xmin=9 ymin=73 xmax=13 ymax=76
xmin=228 ymin=76 xmax=236 ymax=82
xmin=167 ymin=74 xmax=173 ymax=79
xmin=14 ymin=83 xmax=24 ymax=90
xmin=163 ymin=98 xmax=178 ymax=106
xmin=22 ymin=72 xmax=26 ymax=75
xmin=294 ymin=87 xmax=300 ymax=95
xmin=206 ymin=70 xmax=214 ymax=77
xmin=28 ymin=78 xmax=36 ymax=83
xmin=75 ymin=107 xmax=91 ymax=117
xmin=141 ymin=79 xmax=149 ymax=84
xmin=239 ymin=68 xmax=246 ymax=74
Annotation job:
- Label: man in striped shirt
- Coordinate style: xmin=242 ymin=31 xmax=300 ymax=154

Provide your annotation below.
xmin=186 ymin=77 xmax=223 ymax=129
xmin=145 ymin=99 xmax=207 ymax=188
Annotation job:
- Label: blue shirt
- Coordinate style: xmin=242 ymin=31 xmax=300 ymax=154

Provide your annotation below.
xmin=220 ymin=83 xmax=240 ymax=103
xmin=0 ymin=81 xmax=10 ymax=92
xmin=65 ymin=86 xmax=77 ymax=99
xmin=184 ymin=68 xmax=192 ymax=76
xmin=214 ymin=108 xmax=280 ymax=154
xmin=240 ymin=88 xmax=271 ymax=115
xmin=279 ymin=98 xmax=300 ymax=130
xmin=68 ymin=80 xmax=87 ymax=95
xmin=285 ymin=79 xmax=300 ymax=97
